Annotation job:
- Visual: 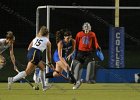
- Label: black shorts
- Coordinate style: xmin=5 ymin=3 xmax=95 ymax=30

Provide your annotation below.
xmin=75 ymin=50 xmax=94 ymax=64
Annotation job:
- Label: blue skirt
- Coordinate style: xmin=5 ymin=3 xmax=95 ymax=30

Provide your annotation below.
xmin=53 ymin=49 xmax=66 ymax=63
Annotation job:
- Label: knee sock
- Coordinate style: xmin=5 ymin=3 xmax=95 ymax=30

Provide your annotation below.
xmin=39 ymin=70 xmax=46 ymax=88
xmin=68 ymin=71 xmax=76 ymax=84
xmin=13 ymin=71 xmax=27 ymax=82
xmin=33 ymin=68 xmax=40 ymax=83
xmin=46 ymin=72 xmax=54 ymax=78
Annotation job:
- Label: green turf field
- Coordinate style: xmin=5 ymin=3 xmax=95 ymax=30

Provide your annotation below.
xmin=0 ymin=83 xmax=140 ymax=100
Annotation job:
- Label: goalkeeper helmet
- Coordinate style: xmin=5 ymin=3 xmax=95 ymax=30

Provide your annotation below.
xmin=82 ymin=22 xmax=91 ymax=33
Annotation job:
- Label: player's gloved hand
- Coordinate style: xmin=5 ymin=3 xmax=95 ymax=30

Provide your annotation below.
xmin=96 ymin=47 xmax=104 ymax=61
xmin=66 ymin=54 xmax=71 ymax=61
xmin=97 ymin=47 xmax=101 ymax=51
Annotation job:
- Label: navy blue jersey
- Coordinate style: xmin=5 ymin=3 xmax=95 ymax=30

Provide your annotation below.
xmin=53 ymin=40 xmax=72 ymax=62
xmin=62 ymin=40 xmax=72 ymax=57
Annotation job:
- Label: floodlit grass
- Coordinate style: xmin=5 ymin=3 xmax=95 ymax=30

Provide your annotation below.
xmin=0 ymin=83 xmax=140 ymax=100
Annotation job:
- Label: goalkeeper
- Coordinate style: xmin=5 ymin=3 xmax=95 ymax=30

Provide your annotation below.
xmin=72 ymin=22 xmax=101 ymax=89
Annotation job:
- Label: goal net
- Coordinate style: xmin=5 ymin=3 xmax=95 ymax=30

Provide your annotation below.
xmin=36 ymin=5 xmax=140 ymax=82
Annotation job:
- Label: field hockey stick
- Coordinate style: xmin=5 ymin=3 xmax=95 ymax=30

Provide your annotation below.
xmin=42 ymin=62 xmax=70 ymax=81
xmin=15 ymin=59 xmax=40 ymax=90
xmin=67 ymin=51 xmax=76 ymax=71
xmin=70 ymin=59 xmax=74 ymax=71
xmin=54 ymin=69 xmax=70 ymax=81
xmin=0 ymin=46 xmax=10 ymax=55
xmin=15 ymin=69 xmax=39 ymax=90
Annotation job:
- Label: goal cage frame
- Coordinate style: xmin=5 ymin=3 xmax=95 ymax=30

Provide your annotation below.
xmin=36 ymin=5 xmax=140 ymax=83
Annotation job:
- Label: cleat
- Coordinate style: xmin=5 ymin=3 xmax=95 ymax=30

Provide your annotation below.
xmin=42 ymin=84 xmax=52 ymax=91
xmin=135 ymin=73 xmax=140 ymax=83
xmin=72 ymin=80 xmax=82 ymax=90
xmin=8 ymin=77 xmax=13 ymax=90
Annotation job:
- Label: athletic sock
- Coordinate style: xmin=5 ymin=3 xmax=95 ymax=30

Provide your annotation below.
xmin=33 ymin=68 xmax=40 ymax=83
xmin=13 ymin=71 xmax=27 ymax=82
xmin=40 ymin=70 xmax=46 ymax=88
xmin=68 ymin=71 xmax=76 ymax=84
xmin=46 ymin=72 xmax=54 ymax=78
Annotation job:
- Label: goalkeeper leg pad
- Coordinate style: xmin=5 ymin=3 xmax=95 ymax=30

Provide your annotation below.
xmin=86 ymin=61 xmax=96 ymax=83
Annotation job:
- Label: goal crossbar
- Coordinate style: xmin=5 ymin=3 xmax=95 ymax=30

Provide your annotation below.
xmin=37 ymin=5 xmax=140 ymax=10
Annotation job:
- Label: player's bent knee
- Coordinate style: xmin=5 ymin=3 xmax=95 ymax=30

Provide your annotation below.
xmin=87 ymin=61 xmax=95 ymax=68
xmin=73 ymin=59 xmax=80 ymax=63
xmin=88 ymin=61 xmax=95 ymax=65
xmin=53 ymin=71 xmax=61 ymax=77
xmin=73 ymin=60 xmax=81 ymax=67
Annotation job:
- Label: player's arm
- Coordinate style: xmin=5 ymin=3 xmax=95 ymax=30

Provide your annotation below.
xmin=75 ymin=33 xmax=80 ymax=49
xmin=67 ymin=39 xmax=76 ymax=60
xmin=46 ymin=40 xmax=52 ymax=64
xmin=27 ymin=40 xmax=33 ymax=51
xmin=58 ymin=41 xmax=69 ymax=67
xmin=75 ymin=32 xmax=80 ymax=57
xmin=93 ymin=33 xmax=104 ymax=61
xmin=93 ymin=33 xmax=100 ymax=50
xmin=46 ymin=40 xmax=55 ymax=69
xmin=9 ymin=44 xmax=17 ymax=70
xmin=71 ymin=39 xmax=76 ymax=54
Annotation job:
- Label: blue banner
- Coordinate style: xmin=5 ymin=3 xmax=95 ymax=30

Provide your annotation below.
xmin=109 ymin=27 xmax=125 ymax=68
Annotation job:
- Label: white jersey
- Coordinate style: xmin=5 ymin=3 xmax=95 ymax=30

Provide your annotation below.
xmin=0 ymin=38 xmax=10 ymax=53
xmin=32 ymin=36 xmax=49 ymax=52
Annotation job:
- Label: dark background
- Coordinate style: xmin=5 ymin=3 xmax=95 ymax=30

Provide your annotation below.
xmin=0 ymin=0 xmax=140 ymax=47
xmin=0 ymin=0 xmax=140 ymax=72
